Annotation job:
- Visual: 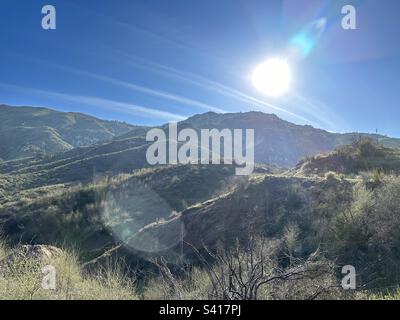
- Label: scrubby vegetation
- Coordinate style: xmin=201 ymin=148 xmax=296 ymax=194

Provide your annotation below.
xmin=297 ymin=138 xmax=400 ymax=176
xmin=0 ymin=240 xmax=136 ymax=300
xmin=3 ymin=110 xmax=400 ymax=301
xmin=143 ymin=236 xmax=340 ymax=300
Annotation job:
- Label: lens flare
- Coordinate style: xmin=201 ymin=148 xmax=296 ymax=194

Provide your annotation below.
xmin=288 ymin=18 xmax=327 ymax=60
xmin=101 ymin=180 xmax=184 ymax=253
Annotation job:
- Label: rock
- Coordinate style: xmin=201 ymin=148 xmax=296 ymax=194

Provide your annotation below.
xmin=18 ymin=245 xmax=63 ymax=261
xmin=0 ymin=245 xmax=63 ymax=273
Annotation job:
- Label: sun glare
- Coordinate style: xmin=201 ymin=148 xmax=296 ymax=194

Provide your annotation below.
xmin=252 ymin=58 xmax=292 ymax=97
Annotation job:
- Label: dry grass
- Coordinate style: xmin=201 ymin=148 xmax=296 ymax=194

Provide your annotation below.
xmin=0 ymin=241 xmax=137 ymax=300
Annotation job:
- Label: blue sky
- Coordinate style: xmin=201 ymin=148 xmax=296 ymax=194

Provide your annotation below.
xmin=1 ymin=0 xmax=400 ymax=136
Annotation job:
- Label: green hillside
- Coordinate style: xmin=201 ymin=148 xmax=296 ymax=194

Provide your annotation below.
xmin=0 ymin=105 xmax=139 ymax=160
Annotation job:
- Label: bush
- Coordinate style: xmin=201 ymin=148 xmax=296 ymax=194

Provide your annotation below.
xmin=354 ymin=138 xmax=383 ymax=158
xmin=325 ymin=171 xmax=338 ymax=182
xmin=143 ymin=267 xmax=211 ymax=300
xmin=145 ymin=237 xmax=339 ymax=300
xmin=331 ymin=176 xmax=400 ymax=289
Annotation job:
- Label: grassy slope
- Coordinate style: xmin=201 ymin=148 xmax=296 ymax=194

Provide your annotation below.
xmin=0 ymin=241 xmax=136 ymax=300
xmin=295 ymin=139 xmax=400 ymax=176
xmin=0 ymin=164 xmax=241 ymax=260
xmin=2 ymin=139 xmax=400 ymax=298
xmin=1 ymin=140 xmax=399 ymax=260
xmin=0 ymin=105 xmax=139 ymax=160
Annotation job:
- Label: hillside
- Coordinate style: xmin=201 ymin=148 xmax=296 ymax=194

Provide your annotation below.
xmin=1 ymin=108 xmax=400 ymax=207
xmin=0 ymin=105 xmax=138 ymax=160
xmin=178 ymin=111 xmax=400 ymax=167
xmin=118 ymin=111 xmax=400 ymax=167
xmin=0 ymin=164 xmax=248 ymax=258
xmin=122 ymin=141 xmax=400 ymax=289
xmin=295 ymin=138 xmax=400 ymax=176
xmin=3 ymin=107 xmax=400 ymax=298
xmin=2 ymin=105 xmax=400 ymax=169
xmin=4 ymin=143 xmax=400 ymax=291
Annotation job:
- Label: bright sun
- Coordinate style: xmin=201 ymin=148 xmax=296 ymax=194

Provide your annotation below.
xmin=252 ymin=58 xmax=291 ymax=97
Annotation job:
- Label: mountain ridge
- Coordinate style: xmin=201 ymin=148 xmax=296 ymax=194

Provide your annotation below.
xmin=2 ymin=105 xmax=400 ymax=191
xmin=0 ymin=104 xmax=139 ymax=160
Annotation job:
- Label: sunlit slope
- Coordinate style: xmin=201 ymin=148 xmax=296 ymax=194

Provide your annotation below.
xmin=0 ymin=164 xmax=242 ymax=258
xmin=0 ymin=105 xmax=138 ymax=160
xmin=295 ymin=139 xmax=400 ymax=176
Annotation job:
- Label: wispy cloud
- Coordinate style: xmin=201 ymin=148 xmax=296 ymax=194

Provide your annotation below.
xmin=116 ymin=52 xmax=317 ymax=124
xmin=109 ymin=51 xmax=350 ymax=131
xmin=0 ymin=83 xmax=186 ymax=121
xmin=28 ymin=57 xmax=226 ymax=114
xmin=67 ymin=95 xmax=187 ymax=121
xmin=288 ymin=92 xmax=350 ymax=132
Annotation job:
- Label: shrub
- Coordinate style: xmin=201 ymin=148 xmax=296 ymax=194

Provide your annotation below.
xmin=354 ymin=138 xmax=383 ymax=158
xmin=143 ymin=266 xmax=211 ymax=300
xmin=145 ymin=237 xmax=339 ymax=300
xmin=325 ymin=171 xmax=338 ymax=181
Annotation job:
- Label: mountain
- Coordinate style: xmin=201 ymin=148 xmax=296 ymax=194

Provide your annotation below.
xmin=0 ymin=105 xmax=139 ymax=160
xmin=2 ymin=105 xmax=399 ymax=168
xmin=2 ymin=108 xmax=400 ymax=201
xmin=178 ymin=111 xmax=400 ymax=167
